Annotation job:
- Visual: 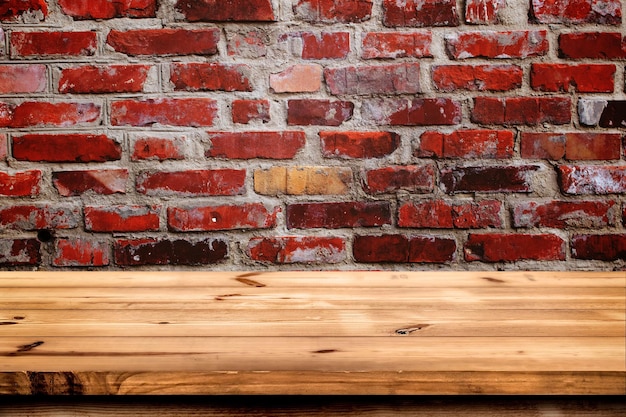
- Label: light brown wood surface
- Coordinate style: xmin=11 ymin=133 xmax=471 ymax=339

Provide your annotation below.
xmin=1 ymin=271 xmax=624 ymax=395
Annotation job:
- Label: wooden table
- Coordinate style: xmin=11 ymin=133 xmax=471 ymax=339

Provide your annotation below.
xmin=1 ymin=271 xmax=624 ymax=395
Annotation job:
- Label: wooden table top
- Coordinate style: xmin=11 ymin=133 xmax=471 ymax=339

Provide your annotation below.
xmin=1 ymin=270 xmax=624 ymax=395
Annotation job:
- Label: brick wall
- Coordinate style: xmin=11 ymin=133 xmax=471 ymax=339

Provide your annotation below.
xmin=0 ymin=0 xmax=624 ymax=270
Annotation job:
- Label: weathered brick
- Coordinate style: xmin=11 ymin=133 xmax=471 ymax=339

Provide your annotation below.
xmin=287 ymin=201 xmax=391 ymax=229
xmin=281 ymin=32 xmax=350 ymax=60
xmin=107 ymin=28 xmax=219 ymax=56
xmin=0 ymin=101 xmax=101 ymax=128
xmin=445 ymin=30 xmax=548 ymax=59
xmin=513 ymin=200 xmax=617 ymax=229
xmin=521 ymin=133 xmax=622 ymax=160
xmin=131 ymin=135 xmax=187 ymax=161
xmin=227 ymin=31 xmax=267 ymax=58
xmin=472 ymin=97 xmax=571 ymax=125
xmin=0 ymin=64 xmax=46 ymax=93
xmin=12 ymin=134 xmax=121 ymax=162
xmin=325 ymin=63 xmax=421 ymax=95
xmin=85 ymin=205 xmax=161 ymax=232
xmin=432 ymin=65 xmax=522 ymax=92
xmin=287 ymin=99 xmax=353 ymax=126
xmin=572 ymin=234 xmax=626 ymax=261
xmin=531 ymin=64 xmax=615 ymax=93
xmin=532 ymin=0 xmax=621 ymax=25
xmin=168 ymin=203 xmax=278 ymax=232
xmin=10 ymin=31 xmax=96 ymax=57
xmin=0 ymin=239 xmax=40 ymax=266
xmin=115 ymin=238 xmax=228 ymax=266
xmin=0 ymin=170 xmax=41 ymax=197
xmin=58 ymin=0 xmax=156 ymax=19
xmin=465 ymin=0 xmax=505 ymax=24
xmin=320 ymin=131 xmax=400 ymax=159
xmin=53 ymin=169 xmax=128 ymax=196
xmin=53 ymin=238 xmax=110 ymax=267
xmin=0 ymin=205 xmax=80 ymax=230
xmin=452 ymin=200 xmax=503 ymax=229
xmin=59 ymin=64 xmax=151 ymax=94
xmin=207 ymin=132 xmax=306 ymax=159
xmin=1 ymin=0 xmax=47 ymax=21
xmin=111 ymin=98 xmax=217 ymax=127
xmin=418 ymin=130 xmax=514 ymax=159
xmin=383 ymin=0 xmax=459 ymax=27
xmin=232 ymin=99 xmax=270 ymax=124
xmin=364 ymin=165 xmax=435 ymax=194
xmin=362 ymin=32 xmax=432 ymax=59
xmin=270 ymin=64 xmax=322 ymax=93
xmin=441 ymin=165 xmax=539 ymax=194
xmin=362 ymin=98 xmax=461 ymax=126
xmin=248 ymin=236 xmax=346 ymax=264
xmin=294 ymin=0 xmax=372 ymax=23
xmin=0 ymin=134 xmax=6 ymax=161
xmin=254 ymin=166 xmax=352 ymax=196
xmin=559 ymin=32 xmax=626 ymax=59
xmin=171 ymin=63 xmax=252 ymax=92
xmin=353 ymin=234 xmax=456 ymax=263
xmin=137 ymin=169 xmax=246 ymax=197
xmin=558 ymin=165 xmax=626 ymax=195
xmin=465 ymin=233 xmax=566 ymax=262
xmin=398 ymin=200 xmax=502 ymax=228
xmin=176 ymin=0 xmax=275 ymax=21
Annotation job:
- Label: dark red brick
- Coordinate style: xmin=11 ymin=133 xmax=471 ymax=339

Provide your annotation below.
xmin=207 ymin=132 xmax=305 ymax=159
xmin=558 ymin=165 xmax=626 ymax=195
xmin=445 ymin=30 xmax=548 ymax=59
xmin=362 ymin=98 xmax=461 ymax=126
xmin=513 ymin=200 xmax=617 ymax=228
xmin=364 ymin=165 xmax=435 ymax=194
xmin=0 ymin=239 xmax=40 ymax=266
xmin=0 ymin=101 xmax=101 ymax=128
xmin=432 ymin=64 xmax=522 ymax=92
xmin=170 ymin=63 xmax=252 ymax=92
xmin=472 ymin=97 xmax=571 ymax=125
xmin=362 ymin=32 xmax=432 ymax=59
xmin=12 ymin=134 xmax=121 ymax=162
xmin=176 ymin=0 xmax=275 ymax=21
xmin=247 ymin=236 xmax=346 ymax=264
xmin=441 ymin=165 xmax=539 ymax=194
xmin=294 ymin=0 xmax=372 ymax=23
xmin=58 ymin=0 xmax=156 ymax=19
xmin=353 ymin=234 xmax=455 ymax=263
xmin=531 ymin=64 xmax=615 ymax=93
xmin=399 ymin=200 xmax=502 ymax=229
xmin=532 ymin=0 xmax=621 ymax=25
xmin=572 ymin=234 xmax=626 ymax=261
xmin=10 ymin=31 xmax=96 ymax=57
xmin=168 ymin=203 xmax=278 ymax=232
xmin=409 ymin=236 xmax=456 ymax=263
xmin=111 ymin=98 xmax=217 ymax=127
xmin=53 ymin=169 xmax=128 ymax=196
xmin=136 ymin=169 xmax=246 ymax=196
xmin=131 ymin=135 xmax=186 ymax=161
xmin=59 ymin=64 xmax=151 ymax=94
xmin=0 ymin=170 xmax=41 ymax=197
xmin=599 ymin=101 xmax=626 ymax=128
xmin=320 ymin=131 xmax=400 ymax=159
xmin=0 ymin=64 xmax=46 ymax=93
xmin=287 ymin=201 xmax=391 ymax=229
xmin=107 ymin=28 xmax=220 ymax=56
xmin=287 ymin=99 xmax=353 ymax=126
xmin=115 ymin=238 xmax=228 ymax=266
xmin=325 ymin=63 xmax=421 ymax=95
xmin=465 ymin=233 xmax=566 ymax=262
xmin=85 ymin=205 xmax=161 ymax=232
xmin=232 ymin=99 xmax=270 ymax=124
xmin=559 ymin=32 xmax=626 ymax=59
xmin=0 ymin=205 xmax=80 ymax=230
xmin=383 ymin=0 xmax=459 ymax=27
xmin=418 ymin=130 xmax=514 ymax=159
xmin=53 ymin=238 xmax=110 ymax=267
xmin=1 ymin=0 xmax=47 ymax=21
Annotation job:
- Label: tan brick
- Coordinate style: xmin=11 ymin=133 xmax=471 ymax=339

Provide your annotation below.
xmin=254 ymin=166 xmax=351 ymax=195
xmin=270 ymin=64 xmax=322 ymax=93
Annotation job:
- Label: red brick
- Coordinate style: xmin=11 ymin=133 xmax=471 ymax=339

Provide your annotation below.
xmin=532 ymin=0 xmax=621 ymax=25
xmin=287 ymin=201 xmax=391 ymax=229
xmin=418 ymin=130 xmax=514 ymax=159
xmin=10 ymin=31 xmax=96 ymax=57
xmin=364 ymin=165 xmax=435 ymax=194
xmin=572 ymin=234 xmax=626 ymax=261
xmin=85 ymin=205 xmax=161 ymax=232
xmin=58 ymin=0 xmax=156 ymax=19
xmin=362 ymin=32 xmax=432 ymax=59
xmin=227 ymin=30 xmax=267 ymax=58
xmin=0 ymin=134 xmax=6 ymax=161
xmin=445 ymin=30 xmax=548 ymax=59
xmin=281 ymin=32 xmax=350 ymax=60
xmin=472 ymin=97 xmax=571 ymax=125
xmin=362 ymin=98 xmax=461 ymax=126
xmin=0 ymin=101 xmax=101 ymax=128
xmin=59 ymin=64 xmax=151 ymax=94
xmin=270 ymin=64 xmax=322 ymax=93
xmin=287 ymin=99 xmax=353 ymax=126
xmin=1 ymin=0 xmax=47 ymax=21
xmin=325 ymin=63 xmax=421 ymax=95
xmin=207 ymin=131 xmax=305 ymax=159
xmin=531 ymin=64 xmax=615 ymax=93
xmin=383 ymin=0 xmax=459 ymax=27
xmin=520 ymin=133 xmax=566 ymax=160
xmin=232 ymin=99 xmax=270 ymax=124
xmin=513 ymin=200 xmax=616 ymax=228
xmin=523 ymin=133 xmax=621 ymax=160
xmin=432 ymin=65 xmax=522 ymax=92
xmin=136 ymin=169 xmax=246 ymax=196
xmin=409 ymin=236 xmax=457 ymax=263
xmin=0 ymin=205 xmax=80 ymax=230
xmin=247 ymin=236 xmax=346 ymax=264
xmin=168 ymin=203 xmax=278 ymax=232
xmin=441 ymin=165 xmax=539 ymax=194
xmin=171 ymin=63 xmax=252 ymax=92
xmin=111 ymin=98 xmax=217 ymax=127
xmin=465 ymin=233 xmax=565 ymax=262
xmin=399 ymin=200 xmax=502 ymax=229
xmin=353 ymin=234 xmax=456 ymax=263
xmin=0 ymin=64 xmax=46 ymax=93
xmin=53 ymin=239 xmax=110 ymax=267
xmin=452 ymin=200 xmax=503 ymax=229
xmin=0 ymin=170 xmax=41 ymax=197
xmin=115 ymin=238 xmax=228 ymax=266
xmin=131 ymin=135 xmax=186 ymax=161
xmin=320 ymin=131 xmax=399 ymax=159
xmin=53 ymin=169 xmax=128 ymax=196
xmin=294 ymin=0 xmax=372 ymax=23
xmin=0 ymin=239 xmax=40 ymax=266
xmin=12 ymin=133 xmax=121 ymax=162
xmin=107 ymin=28 xmax=219 ymax=56
xmin=176 ymin=0 xmax=275 ymax=21
xmin=465 ymin=0 xmax=505 ymax=24
xmin=559 ymin=32 xmax=626 ymax=59
xmin=558 ymin=165 xmax=626 ymax=195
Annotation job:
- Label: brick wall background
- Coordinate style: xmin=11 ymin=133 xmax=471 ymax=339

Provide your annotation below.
xmin=0 ymin=0 xmax=624 ymax=270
